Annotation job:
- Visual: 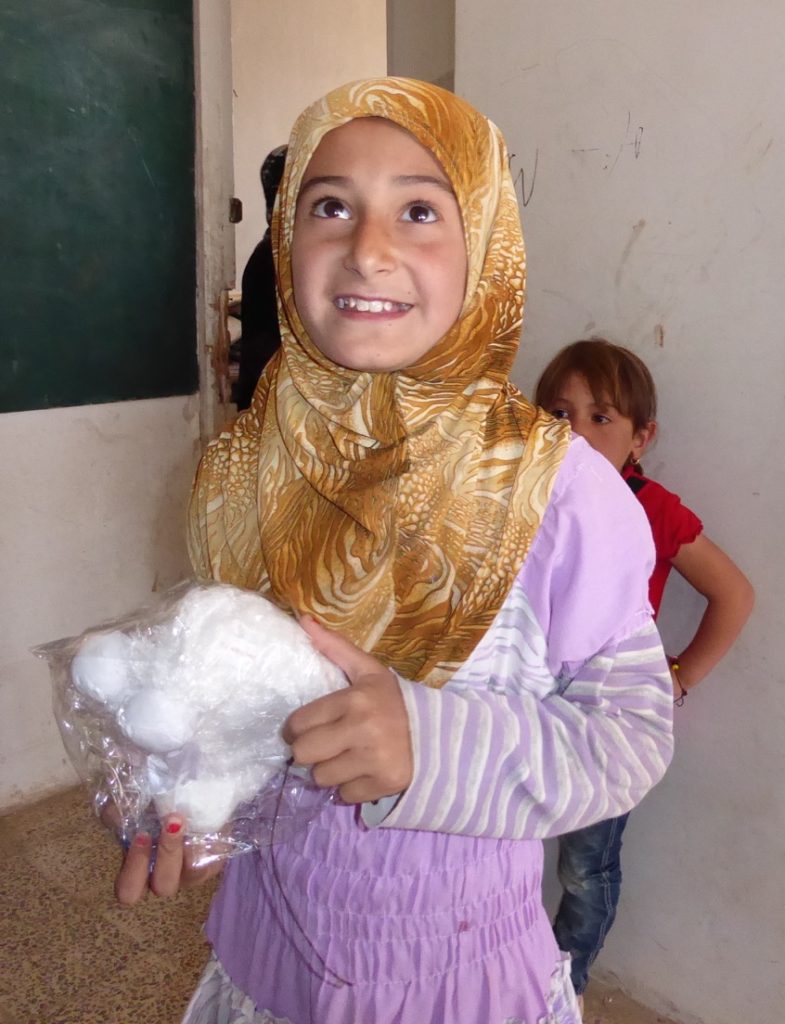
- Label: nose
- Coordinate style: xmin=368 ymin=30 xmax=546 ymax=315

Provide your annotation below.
xmin=344 ymin=214 xmax=395 ymax=277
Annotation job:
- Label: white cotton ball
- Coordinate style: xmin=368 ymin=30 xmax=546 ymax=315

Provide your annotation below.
xmin=153 ymin=766 xmax=272 ymax=833
xmin=71 ymin=631 xmax=136 ymax=708
xmin=118 ymin=690 xmax=199 ymax=754
xmin=145 ymin=754 xmax=177 ymax=796
xmin=167 ymin=586 xmax=346 ymax=718
xmin=70 ymin=585 xmax=346 ymax=837
xmin=196 ymin=727 xmax=288 ymax=786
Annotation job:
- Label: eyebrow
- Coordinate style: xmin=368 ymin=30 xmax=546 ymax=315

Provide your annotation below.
xmin=298 ymin=173 xmax=455 ymax=198
xmin=553 ymin=396 xmax=617 ymax=411
xmin=393 ymin=174 xmax=455 ymax=195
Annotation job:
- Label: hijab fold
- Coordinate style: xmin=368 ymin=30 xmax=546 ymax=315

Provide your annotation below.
xmin=189 ymin=78 xmax=570 ymax=686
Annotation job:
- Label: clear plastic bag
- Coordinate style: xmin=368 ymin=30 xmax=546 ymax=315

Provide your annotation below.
xmin=34 ymin=581 xmax=347 ymax=866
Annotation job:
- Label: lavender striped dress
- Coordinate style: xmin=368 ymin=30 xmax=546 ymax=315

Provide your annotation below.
xmin=183 ymin=438 xmax=674 ymax=1024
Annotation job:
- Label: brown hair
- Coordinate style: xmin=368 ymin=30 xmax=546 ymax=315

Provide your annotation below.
xmin=534 ymin=338 xmax=657 ymax=431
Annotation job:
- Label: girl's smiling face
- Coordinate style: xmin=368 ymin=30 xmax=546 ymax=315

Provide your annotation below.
xmin=291 ymin=117 xmax=467 ymax=372
xmin=547 ymin=372 xmax=654 ymax=471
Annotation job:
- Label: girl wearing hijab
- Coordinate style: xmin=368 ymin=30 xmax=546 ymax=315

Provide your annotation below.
xmin=117 ymin=79 xmax=673 ymax=1024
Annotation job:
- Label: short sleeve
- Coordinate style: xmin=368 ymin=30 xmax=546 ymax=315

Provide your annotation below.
xmin=639 ymin=484 xmax=703 ymax=562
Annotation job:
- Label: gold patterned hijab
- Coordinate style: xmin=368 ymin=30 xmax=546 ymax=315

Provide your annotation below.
xmin=189 ymin=78 xmax=570 ymax=686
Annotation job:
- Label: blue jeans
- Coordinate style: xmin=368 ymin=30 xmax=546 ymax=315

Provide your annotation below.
xmin=552 ymin=813 xmax=630 ymax=995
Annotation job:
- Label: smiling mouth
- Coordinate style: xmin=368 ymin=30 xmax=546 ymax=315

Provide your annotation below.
xmin=334 ymin=296 xmax=413 ymax=314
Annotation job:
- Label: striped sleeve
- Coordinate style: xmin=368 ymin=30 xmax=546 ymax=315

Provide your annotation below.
xmin=375 ymin=439 xmax=674 ymax=839
xmin=381 ymin=620 xmax=673 ymax=839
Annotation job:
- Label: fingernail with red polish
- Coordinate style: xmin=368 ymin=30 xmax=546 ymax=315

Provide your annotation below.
xmin=165 ymin=819 xmax=182 ymax=835
xmin=133 ymin=832 xmax=151 ymax=847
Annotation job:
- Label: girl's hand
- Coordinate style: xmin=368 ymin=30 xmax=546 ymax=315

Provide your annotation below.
xmin=113 ymin=814 xmax=225 ymax=906
xmin=283 ymin=616 xmax=413 ymax=804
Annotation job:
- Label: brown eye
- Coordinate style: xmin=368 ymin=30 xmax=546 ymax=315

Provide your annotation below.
xmin=403 ymin=203 xmax=437 ymax=224
xmin=312 ymin=198 xmax=350 ymax=219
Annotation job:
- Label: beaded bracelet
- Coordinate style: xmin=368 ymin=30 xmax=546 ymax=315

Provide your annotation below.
xmin=668 ymin=657 xmax=688 ymax=707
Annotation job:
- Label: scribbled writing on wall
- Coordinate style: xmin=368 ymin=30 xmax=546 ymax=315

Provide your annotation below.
xmin=508 ymin=148 xmax=539 ymax=208
xmin=571 ymin=112 xmax=643 ymax=173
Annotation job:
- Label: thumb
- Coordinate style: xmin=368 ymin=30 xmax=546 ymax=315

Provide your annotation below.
xmin=299 ymin=615 xmax=389 ymax=687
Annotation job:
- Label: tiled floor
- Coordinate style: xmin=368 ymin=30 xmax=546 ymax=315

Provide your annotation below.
xmin=0 ymin=786 xmax=680 ymax=1024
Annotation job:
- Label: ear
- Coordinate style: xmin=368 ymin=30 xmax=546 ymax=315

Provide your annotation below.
xmin=631 ymin=420 xmax=657 ymax=462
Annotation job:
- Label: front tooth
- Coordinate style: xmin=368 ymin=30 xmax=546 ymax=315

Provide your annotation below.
xmin=369 ymin=300 xmax=383 ymax=313
xmin=356 ymin=299 xmax=370 ymax=312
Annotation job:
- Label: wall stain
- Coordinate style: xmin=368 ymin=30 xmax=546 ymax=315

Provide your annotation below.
xmin=654 ymin=323 xmax=665 ymax=347
xmin=615 ymin=218 xmax=646 ymax=288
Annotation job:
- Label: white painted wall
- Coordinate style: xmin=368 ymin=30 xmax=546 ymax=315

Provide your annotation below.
xmin=456 ymin=3 xmax=783 ymax=1023
xmin=0 ymin=397 xmax=200 ymax=808
xmin=231 ymin=0 xmax=387 ymax=275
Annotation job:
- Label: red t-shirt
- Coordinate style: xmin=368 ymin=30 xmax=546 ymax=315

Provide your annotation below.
xmin=622 ymin=465 xmax=703 ymax=617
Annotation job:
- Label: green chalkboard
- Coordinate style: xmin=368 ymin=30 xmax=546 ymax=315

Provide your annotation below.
xmin=0 ymin=0 xmax=198 ymax=413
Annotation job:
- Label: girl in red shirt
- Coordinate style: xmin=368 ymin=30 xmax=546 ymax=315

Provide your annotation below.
xmin=534 ymin=338 xmax=754 ymax=1003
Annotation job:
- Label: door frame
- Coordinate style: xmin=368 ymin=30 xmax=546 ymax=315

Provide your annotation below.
xmin=193 ymin=0 xmax=235 ymax=442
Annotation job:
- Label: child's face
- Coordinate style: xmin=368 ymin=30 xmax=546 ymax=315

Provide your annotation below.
xmin=291 ymin=118 xmax=467 ymax=372
xmin=546 ymin=372 xmax=651 ymax=472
